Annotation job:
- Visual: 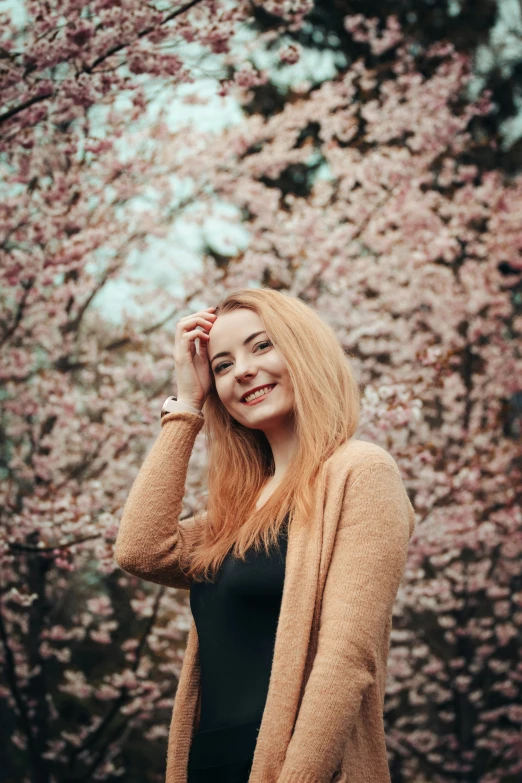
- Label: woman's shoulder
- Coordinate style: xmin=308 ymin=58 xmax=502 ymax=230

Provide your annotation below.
xmin=326 ymin=437 xmax=402 ymax=479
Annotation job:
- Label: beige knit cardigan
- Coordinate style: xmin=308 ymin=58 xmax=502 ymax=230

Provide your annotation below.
xmin=114 ymin=411 xmax=416 ymax=783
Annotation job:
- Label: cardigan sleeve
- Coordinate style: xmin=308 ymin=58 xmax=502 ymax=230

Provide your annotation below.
xmin=113 ymin=411 xmax=206 ymax=590
xmin=277 ymin=461 xmax=415 ymax=783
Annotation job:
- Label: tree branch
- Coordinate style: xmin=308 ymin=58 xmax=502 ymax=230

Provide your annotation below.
xmin=0 ymin=91 xmax=53 ymax=126
xmin=0 ymin=277 xmax=35 ymax=347
xmin=0 ymin=598 xmax=40 ymax=772
xmin=85 ymin=0 xmax=206 ymax=73
xmin=0 ymin=0 xmax=207 ymax=129
xmin=8 ymin=534 xmax=103 ymax=554
xmin=65 ymin=587 xmax=165 ymax=778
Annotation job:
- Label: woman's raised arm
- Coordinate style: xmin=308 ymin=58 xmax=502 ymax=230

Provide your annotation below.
xmin=115 ymin=305 xmax=217 ymax=588
xmin=114 ymin=410 xmax=206 ymax=590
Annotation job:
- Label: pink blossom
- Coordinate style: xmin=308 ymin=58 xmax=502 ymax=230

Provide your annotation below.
xmin=279 ymin=44 xmax=301 ymax=65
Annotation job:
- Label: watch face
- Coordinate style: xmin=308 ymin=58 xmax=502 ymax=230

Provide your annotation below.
xmin=161 ymin=397 xmax=175 ymax=417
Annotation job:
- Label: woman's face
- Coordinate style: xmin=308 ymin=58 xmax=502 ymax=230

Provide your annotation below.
xmin=208 ymin=308 xmax=294 ymax=429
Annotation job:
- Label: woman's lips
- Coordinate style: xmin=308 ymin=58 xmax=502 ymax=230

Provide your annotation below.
xmin=241 ymin=384 xmax=277 ymax=405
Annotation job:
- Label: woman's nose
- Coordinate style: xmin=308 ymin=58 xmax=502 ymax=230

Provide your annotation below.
xmin=235 ymin=366 xmax=257 ymax=382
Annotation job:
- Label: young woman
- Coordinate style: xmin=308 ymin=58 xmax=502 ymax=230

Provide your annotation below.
xmin=114 ymin=287 xmax=416 ymax=783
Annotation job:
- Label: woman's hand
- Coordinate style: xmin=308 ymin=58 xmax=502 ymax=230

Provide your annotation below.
xmin=173 ymin=306 xmax=217 ymax=410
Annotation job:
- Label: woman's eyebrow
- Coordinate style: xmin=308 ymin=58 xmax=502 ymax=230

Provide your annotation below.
xmin=210 ymin=331 xmax=267 ymax=365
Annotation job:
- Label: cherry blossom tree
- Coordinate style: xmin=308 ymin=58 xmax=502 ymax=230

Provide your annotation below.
xmin=271 ymin=0 xmax=522 ymax=172
xmin=150 ymin=14 xmax=522 ymax=782
xmin=0 ymin=2 xmax=312 ymax=781
xmin=1 ymin=4 xmax=521 ymax=783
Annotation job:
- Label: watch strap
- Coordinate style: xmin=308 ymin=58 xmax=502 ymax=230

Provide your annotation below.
xmin=161 ymin=396 xmax=204 ymax=419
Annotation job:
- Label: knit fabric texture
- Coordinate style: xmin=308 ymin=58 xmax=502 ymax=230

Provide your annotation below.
xmin=114 ymin=411 xmax=416 ymax=783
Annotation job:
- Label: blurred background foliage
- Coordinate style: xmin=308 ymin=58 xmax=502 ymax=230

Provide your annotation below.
xmin=1 ymin=1 xmax=521 ymax=782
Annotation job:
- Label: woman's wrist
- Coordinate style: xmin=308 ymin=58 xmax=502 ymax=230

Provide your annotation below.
xmin=161 ymin=396 xmax=204 ymax=418
xmin=176 ymin=400 xmax=203 ymax=415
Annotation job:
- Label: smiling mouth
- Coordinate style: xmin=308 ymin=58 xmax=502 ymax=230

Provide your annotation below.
xmin=241 ymin=384 xmax=277 ymax=405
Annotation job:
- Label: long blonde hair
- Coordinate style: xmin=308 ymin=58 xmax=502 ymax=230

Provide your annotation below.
xmin=184 ymin=287 xmax=360 ymax=582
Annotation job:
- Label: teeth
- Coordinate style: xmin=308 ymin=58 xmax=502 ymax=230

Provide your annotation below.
xmin=244 ymin=385 xmax=274 ymax=403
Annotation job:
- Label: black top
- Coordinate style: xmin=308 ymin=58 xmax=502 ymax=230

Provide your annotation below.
xmin=187 ymin=515 xmax=289 ymax=770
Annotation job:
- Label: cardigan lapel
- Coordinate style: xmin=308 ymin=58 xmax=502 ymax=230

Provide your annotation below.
xmin=166 ymin=442 xmax=352 ymax=783
xmin=248 ymin=461 xmax=328 ymax=783
xmin=166 ymin=616 xmax=201 ymax=783
xmin=249 ymin=442 xmax=354 ymax=782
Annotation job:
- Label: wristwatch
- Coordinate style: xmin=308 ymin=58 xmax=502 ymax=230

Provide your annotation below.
xmin=160 ymin=396 xmax=204 ymax=419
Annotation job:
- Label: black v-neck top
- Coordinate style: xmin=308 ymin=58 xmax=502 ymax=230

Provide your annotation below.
xmin=187 ymin=516 xmax=289 ymax=771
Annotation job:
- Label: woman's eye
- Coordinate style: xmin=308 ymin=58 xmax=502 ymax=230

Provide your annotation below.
xmin=214 ymin=340 xmax=272 ymax=374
